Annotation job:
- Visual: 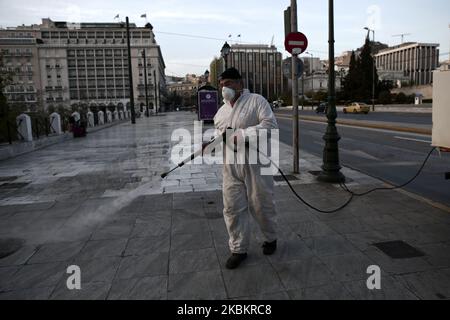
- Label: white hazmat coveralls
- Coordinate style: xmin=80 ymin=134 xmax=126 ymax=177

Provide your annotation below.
xmin=214 ymin=89 xmax=279 ymax=254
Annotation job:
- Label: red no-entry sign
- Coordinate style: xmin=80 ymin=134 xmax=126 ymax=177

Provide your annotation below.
xmin=284 ymin=32 xmax=308 ymax=55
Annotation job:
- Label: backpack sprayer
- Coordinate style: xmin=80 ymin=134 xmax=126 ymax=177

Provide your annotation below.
xmin=160 ymin=128 xmax=437 ymax=213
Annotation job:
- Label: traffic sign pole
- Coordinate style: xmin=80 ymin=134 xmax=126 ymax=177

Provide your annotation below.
xmin=290 ymin=0 xmax=299 ymax=174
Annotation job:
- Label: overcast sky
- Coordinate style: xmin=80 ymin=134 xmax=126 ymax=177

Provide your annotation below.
xmin=1 ymin=0 xmax=449 ymax=77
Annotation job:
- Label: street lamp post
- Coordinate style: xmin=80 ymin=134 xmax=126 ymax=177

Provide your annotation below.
xmin=153 ymin=69 xmax=158 ymax=115
xmin=204 ymin=70 xmax=210 ymax=85
xmin=317 ymin=0 xmax=345 ymax=183
xmin=364 ymin=27 xmax=376 ymax=111
xmin=126 ymin=17 xmax=136 ymax=124
xmin=142 ymin=49 xmax=149 ymax=117
xmin=221 ymin=42 xmax=231 ymax=70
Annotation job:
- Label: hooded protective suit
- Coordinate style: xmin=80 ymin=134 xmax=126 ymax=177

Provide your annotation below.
xmin=214 ymin=89 xmax=279 ymax=254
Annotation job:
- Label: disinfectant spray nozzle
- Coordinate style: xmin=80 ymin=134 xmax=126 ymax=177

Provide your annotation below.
xmin=159 ymin=129 xmax=231 ymax=179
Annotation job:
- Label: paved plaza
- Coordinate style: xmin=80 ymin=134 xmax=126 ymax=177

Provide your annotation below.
xmin=0 ymin=112 xmax=449 ymax=300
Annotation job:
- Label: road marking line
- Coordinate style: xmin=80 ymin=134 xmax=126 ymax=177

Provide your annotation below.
xmin=275 ymin=115 xmax=431 ymax=137
xmin=394 ymin=136 xmax=431 ymax=144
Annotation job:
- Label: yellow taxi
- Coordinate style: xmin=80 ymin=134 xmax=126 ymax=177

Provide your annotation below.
xmin=343 ymin=102 xmax=370 ymax=114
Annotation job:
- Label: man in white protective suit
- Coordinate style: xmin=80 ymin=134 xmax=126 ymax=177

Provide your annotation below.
xmin=213 ymin=68 xmax=279 ymax=270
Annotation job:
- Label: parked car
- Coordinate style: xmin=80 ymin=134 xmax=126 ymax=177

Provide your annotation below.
xmin=343 ymin=102 xmax=370 ymax=114
xmin=272 ymin=99 xmax=284 ymax=109
xmin=316 ymin=102 xmax=328 ymax=114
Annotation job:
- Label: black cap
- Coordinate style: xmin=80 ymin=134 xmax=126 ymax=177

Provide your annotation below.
xmin=219 ymin=67 xmax=242 ymax=80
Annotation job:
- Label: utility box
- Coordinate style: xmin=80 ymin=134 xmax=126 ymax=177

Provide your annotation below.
xmin=432 ymin=70 xmax=450 ymax=149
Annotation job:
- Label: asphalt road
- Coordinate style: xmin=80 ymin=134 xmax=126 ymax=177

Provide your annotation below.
xmin=275 ymin=114 xmax=450 ymax=207
xmin=276 ymin=109 xmax=432 ymax=126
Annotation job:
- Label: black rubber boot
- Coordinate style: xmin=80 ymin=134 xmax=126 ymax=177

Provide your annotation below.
xmin=262 ymin=240 xmax=277 ymax=255
xmin=225 ymin=253 xmax=248 ymax=269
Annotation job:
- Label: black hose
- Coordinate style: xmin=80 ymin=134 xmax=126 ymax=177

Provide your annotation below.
xmin=261 ymin=147 xmax=437 ymax=214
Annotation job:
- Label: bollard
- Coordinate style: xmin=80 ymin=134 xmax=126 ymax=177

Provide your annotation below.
xmin=50 ymin=112 xmax=62 ymax=135
xmin=98 ymin=111 xmax=105 ymax=125
xmin=106 ymin=110 xmax=112 ymax=123
xmin=87 ymin=111 xmax=95 ymax=128
xmin=16 ymin=114 xmax=33 ymax=142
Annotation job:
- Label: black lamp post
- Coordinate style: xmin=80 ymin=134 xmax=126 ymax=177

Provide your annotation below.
xmin=364 ymin=27 xmax=376 ymax=112
xmin=221 ymin=42 xmax=231 ymax=70
xmin=125 ymin=17 xmax=136 ymax=124
xmin=204 ymin=70 xmax=210 ymax=85
xmin=317 ymin=0 xmax=345 ymax=183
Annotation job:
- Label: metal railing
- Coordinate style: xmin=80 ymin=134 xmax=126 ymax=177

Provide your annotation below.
xmin=0 ymin=118 xmax=23 ymax=145
xmin=31 ymin=116 xmax=51 ymax=139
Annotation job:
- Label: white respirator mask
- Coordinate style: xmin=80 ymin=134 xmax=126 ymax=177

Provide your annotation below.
xmin=222 ymin=86 xmax=236 ymax=102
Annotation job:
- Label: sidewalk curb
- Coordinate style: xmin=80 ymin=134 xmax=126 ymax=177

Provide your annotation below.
xmin=276 ymin=114 xmax=432 ymax=135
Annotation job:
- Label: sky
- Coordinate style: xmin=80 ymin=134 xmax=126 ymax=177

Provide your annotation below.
xmin=1 ymin=0 xmax=449 ymax=77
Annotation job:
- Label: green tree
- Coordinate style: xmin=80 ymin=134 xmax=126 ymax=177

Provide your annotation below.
xmin=342 ymin=51 xmax=359 ymax=100
xmin=357 ymin=38 xmax=380 ymax=102
xmin=313 ymin=90 xmax=328 ymax=103
xmin=343 ymin=40 xmax=381 ymax=102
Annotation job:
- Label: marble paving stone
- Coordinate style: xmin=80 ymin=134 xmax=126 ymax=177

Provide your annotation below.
xmin=115 ymin=252 xmax=169 ymax=280
xmin=171 ymin=218 xmax=210 ymax=235
xmin=304 ymin=235 xmax=359 ymax=257
xmin=416 ymin=242 xmax=450 ymax=268
xmin=362 ymin=247 xmax=434 ymax=275
xmin=344 ymin=229 xmax=396 ymax=251
xmin=75 ymin=239 xmax=128 ymax=261
xmin=168 ymin=270 xmax=227 ymax=300
xmin=291 ymin=220 xmax=337 ymax=239
xmin=0 ymin=266 xmax=21 ymax=291
xmin=170 ymin=231 xmax=213 ymax=253
xmin=394 ymin=268 xmax=450 ymax=300
xmin=287 ymin=282 xmax=354 ymax=300
xmin=321 ymin=252 xmax=376 ymax=282
xmin=3 ymin=261 xmax=66 ymax=291
xmin=0 ymin=245 xmax=38 ymax=267
xmin=272 ymin=257 xmax=334 ymax=290
xmin=28 ymin=241 xmax=85 ymax=264
xmin=169 ymin=248 xmax=220 ymax=274
xmin=0 ymin=286 xmax=55 ymax=300
xmin=343 ymin=276 xmax=418 ymax=300
xmin=265 ymin=237 xmax=315 ymax=264
xmin=108 ymin=276 xmax=168 ymax=300
xmin=130 ymin=219 xmax=171 ymax=238
xmin=222 ymin=264 xmax=284 ymax=298
xmin=69 ymin=257 xmax=121 ymax=283
xmin=231 ymin=291 xmax=291 ymax=300
xmin=124 ymin=234 xmax=170 ymax=256
xmin=323 ymin=217 xmax=374 ymax=235
xmin=90 ymin=221 xmax=135 ymax=241
xmin=50 ymin=281 xmax=111 ymax=300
